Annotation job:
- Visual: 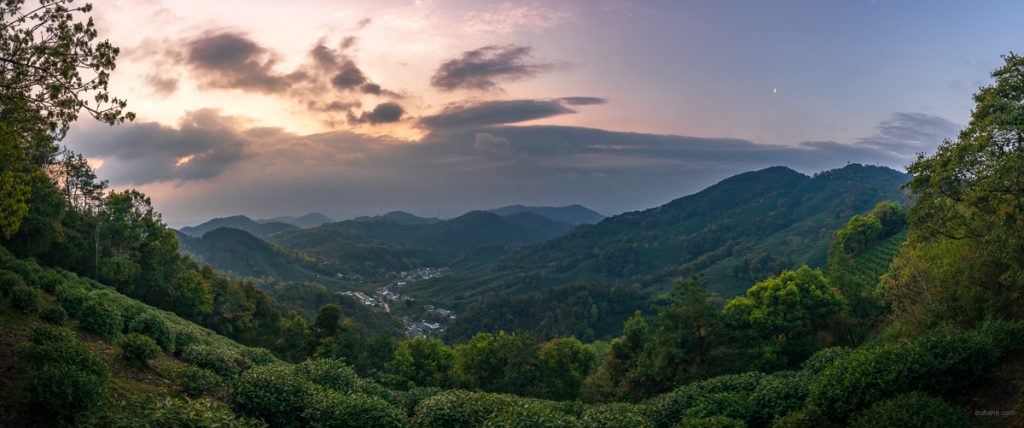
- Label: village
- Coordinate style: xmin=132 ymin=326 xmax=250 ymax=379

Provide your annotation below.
xmin=337 ymin=267 xmax=456 ymax=337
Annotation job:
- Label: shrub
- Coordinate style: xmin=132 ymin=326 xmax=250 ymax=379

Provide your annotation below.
xmin=127 ymin=312 xmax=175 ymax=352
xmin=911 ymin=328 xmax=998 ymax=392
xmin=21 ymin=337 xmax=109 ymax=423
xmin=482 ymin=400 xmax=582 ymax=428
xmin=750 ymin=372 xmax=810 ymax=426
xmin=28 ymin=324 xmax=76 ymax=345
xmin=402 ymin=387 xmax=446 ymax=415
xmin=0 ymin=269 xmax=24 ymax=296
xmin=356 ymin=377 xmax=407 ymax=408
xmin=174 ymin=365 xmax=224 ymax=397
xmin=119 ymin=333 xmax=163 ymax=367
xmin=36 ymin=269 xmax=65 ymax=293
xmin=979 ymin=319 xmax=1024 ymax=355
xmin=230 ymin=363 xmax=310 ymax=428
xmin=847 ymin=392 xmax=969 ymax=428
xmin=680 ymin=391 xmax=757 ymax=423
xmin=5 ymin=259 xmax=39 ymax=285
xmin=40 ymin=303 xmax=68 ymax=324
xmin=10 ymin=284 xmax=41 ymax=313
xmin=79 ymin=298 xmax=123 ymax=338
xmin=303 ymin=387 xmax=408 ymax=428
xmin=238 ymin=346 xmax=277 ymax=366
xmin=677 ymin=416 xmax=746 ymax=428
xmin=770 ymin=406 xmax=834 ymax=428
xmin=181 ymin=345 xmax=246 ymax=378
xmin=800 ymin=347 xmax=851 ymax=375
xmin=172 ymin=325 xmax=204 ymax=355
xmin=293 ymin=358 xmax=360 ymax=393
xmin=23 ymin=366 xmax=108 ymax=423
xmin=808 ymin=343 xmax=935 ymax=419
xmin=580 ymin=403 xmax=654 ymax=428
xmin=645 ymin=372 xmax=766 ymax=428
xmin=55 ymin=282 xmax=89 ymax=317
xmin=120 ymin=302 xmax=149 ymax=329
xmin=118 ymin=396 xmax=264 ymax=428
xmin=412 ymin=390 xmax=513 ymax=428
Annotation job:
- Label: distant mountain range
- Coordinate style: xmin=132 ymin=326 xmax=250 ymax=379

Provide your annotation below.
xmin=404 ymin=164 xmax=910 ymax=307
xmin=488 ymin=204 xmax=605 ymax=226
xmin=353 ymin=211 xmax=442 ymax=225
xmin=256 ymin=212 xmax=335 ymax=229
xmin=178 ymin=215 xmax=299 ymax=237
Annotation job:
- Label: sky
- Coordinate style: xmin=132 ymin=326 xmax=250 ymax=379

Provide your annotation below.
xmin=61 ymin=0 xmax=1024 ymax=227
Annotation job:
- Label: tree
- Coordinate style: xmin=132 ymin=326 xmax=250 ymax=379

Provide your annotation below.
xmin=886 ymin=53 xmax=1024 ymax=330
xmin=383 ymin=337 xmax=455 ymax=390
xmin=451 ymin=331 xmax=539 ymax=395
xmin=314 ymin=304 xmax=342 ymax=337
xmin=1 ymin=0 xmax=134 ymax=140
xmin=534 ymin=337 xmax=598 ymax=400
xmin=722 ymin=266 xmax=843 ymax=370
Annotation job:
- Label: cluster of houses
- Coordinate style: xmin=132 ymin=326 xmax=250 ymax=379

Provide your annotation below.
xmin=336 ymin=267 xmax=457 ymax=337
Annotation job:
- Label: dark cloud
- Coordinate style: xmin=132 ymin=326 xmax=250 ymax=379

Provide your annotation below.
xmin=559 ymin=96 xmax=608 ymax=106
xmin=431 ymin=45 xmax=555 ymax=91
xmin=185 ymin=32 xmax=302 ymax=93
xmin=855 ymin=113 xmax=961 ymax=156
xmin=67 ymin=109 xmax=249 ymax=184
xmin=146 ymin=74 xmax=179 ymax=96
xmin=350 ymin=102 xmax=405 ymax=124
xmin=420 ymin=99 xmax=575 ymax=129
xmin=330 ymin=62 xmax=368 ymax=89
xmin=308 ymin=100 xmax=362 ymax=112
xmin=355 ymin=18 xmax=372 ymax=30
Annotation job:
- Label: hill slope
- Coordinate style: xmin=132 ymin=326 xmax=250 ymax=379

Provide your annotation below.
xmin=407 ymin=164 xmax=910 ymax=306
xmin=177 ymin=227 xmax=334 ymax=283
xmin=179 ymin=215 xmax=298 ymax=237
xmin=488 ymin=204 xmax=605 ymax=226
xmin=257 ymin=212 xmax=335 ymax=228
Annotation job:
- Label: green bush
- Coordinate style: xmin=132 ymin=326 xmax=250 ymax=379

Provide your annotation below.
xmin=979 ymin=319 xmax=1024 ymax=355
xmin=412 ymin=390 xmax=513 ymax=428
xmin=0 ymin=269 xmax=24 ymax=296
xmin=40 ymin=303 xmax=68 ymax=324
xmin=580 ymin=403 xmax=654 ymax=428
xmin=79 ymin=297 xmax=124 ymax=338
xmin=127 ymin=311 xmax=175 ymax=352
xmin=174 ymin=365 xmax=224 ymax=397
xmin=847 ymin=392 xmax=969 ymax=428
xmin=808 ymin=343 xmax=935 ymax=419
xmin=356 ymin=377 xmax=407 ymax=408
xmin=28 ymin=324 xmax=76 ymax=345
xmin=800 ymin=347 xmax=851 ymax=375
xmin=35 ymin=269 xmax=65 ymax=293
xmin=770 ymin=406 xmax=834 ymax=428
xmin=680 ymin=391 xmax=756 ymax=423
xmin=230 ymin=363 xmax=310 ymax=428
xmin=21 ymin=337 xmax=109 ymax=422
xmin=120 ymin=302 xmax=149 ymax=329
xmin=482 ymin=399 xmax=582 ymax=428
xmin=303 ymin=386 xmax=408 ymax=428
xmin=911 ymin=328 xmax=998 ymax=392
xmin=750 ymin=372 xmax=810 ymax=426
xmin=294 ymin=358 xmax=360 ymax=394
xmin=115 ymin=396 xmax=264 ymax=428
xmin=645 ymin=372 xmax=766 ymax=428
xmin=238 ymin=346 xmax=277 ymax=366
xmin=172 ymin=325 xmax=204 ymax=355
xmin=677 ymin=416 xmax=746 ymax=428
xmin=55 ymin=282 xmax=89 ymax=317
xmin=5 ymin=259 xmax=39 ymax=286
xmin=119 ymin=333 xmax=163 ymax=367
xmin=10 ymin=283 xmax=41 ymax=313
xmin=402 ymin=387 xmax=446 ymax=415
xmin=181 ymin=345 xmax=246 ymax=378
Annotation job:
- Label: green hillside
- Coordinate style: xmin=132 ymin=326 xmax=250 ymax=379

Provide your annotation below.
xmin=407 ymin=164 xmax=910 ymax=307
xmin=179 ymin=215 xmax=299 ymax=238
xmin=488 ymin=204 xmax=606 ymax=226
xmin=177 ymin=227 xmax=337 ymax=283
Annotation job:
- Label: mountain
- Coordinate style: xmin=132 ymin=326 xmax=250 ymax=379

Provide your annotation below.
xmin=488 ymin=204 xmax=605 ymax=226
xmin=177 ymin=227 xmax=335 ymax=283
xmin=257 ymin=212 xmax=335 ymax=228
xmin=353 ymin=210 xmax=442 ymax=225
xmin=405 ymin=164 xmax=910 ymax=307
xmin=179 ymin=215 xmax=299 ymax=237
xmin=272 ymin=210 xmax=575 ymax=277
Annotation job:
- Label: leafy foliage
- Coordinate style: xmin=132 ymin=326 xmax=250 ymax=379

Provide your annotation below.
xmin=847 ymin=392 xmax=969 ymax=428
xmin=119 ymin=332 xmax=162 ymax=367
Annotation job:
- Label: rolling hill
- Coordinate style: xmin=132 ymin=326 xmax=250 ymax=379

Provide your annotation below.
xmin=176 ymin=227 xmax=335 ymax=283
xmin=178 ymin=215 xmax=298 ymax=237
xmin=405 ymin=164 xmax=910 ymax=307
xmin=487 ymin=204 xmax=605 ymax=226
xmin=256 ymin=212 xmax=335 ymax=228
xmin=353 ymin=211 xmax=443 ymax=225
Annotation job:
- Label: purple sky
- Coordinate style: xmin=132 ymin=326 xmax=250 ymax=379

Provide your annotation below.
xmin=62 ymin=0 xmax=1024 ymax=227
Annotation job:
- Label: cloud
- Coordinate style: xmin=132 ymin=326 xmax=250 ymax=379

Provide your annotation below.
xmin=420 ymin=99 xmax=576 ymax=129
xmin=855 ymin=113 xmax=961 ymax=157
xmin=146 ymin=74 xmax=179 ymax=97
xmin=67 ymin=109 xmax=249 ymax=184
xmin=430 ymin=45 xmax=556 ymax=91
xmin=351 ymin=102 xmax=405 ymax=124
xmin=67 ymin=108 xmax=953 ymax=226
xmin=559 ymin=97 xmax=608 ymax=106
xmin=185 ymin=31 xmax=302 ymax=93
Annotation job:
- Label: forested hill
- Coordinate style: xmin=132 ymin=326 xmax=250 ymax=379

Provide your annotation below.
xmin=179 ymin=215 xmax=299 ymax=238
xmin=487 ymin=204 xmax=606 ymax=226
xmin=407 ymin=164 xmax=910 ymax=305
xmin=176 ymin=227 xmax=333 ymax=283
